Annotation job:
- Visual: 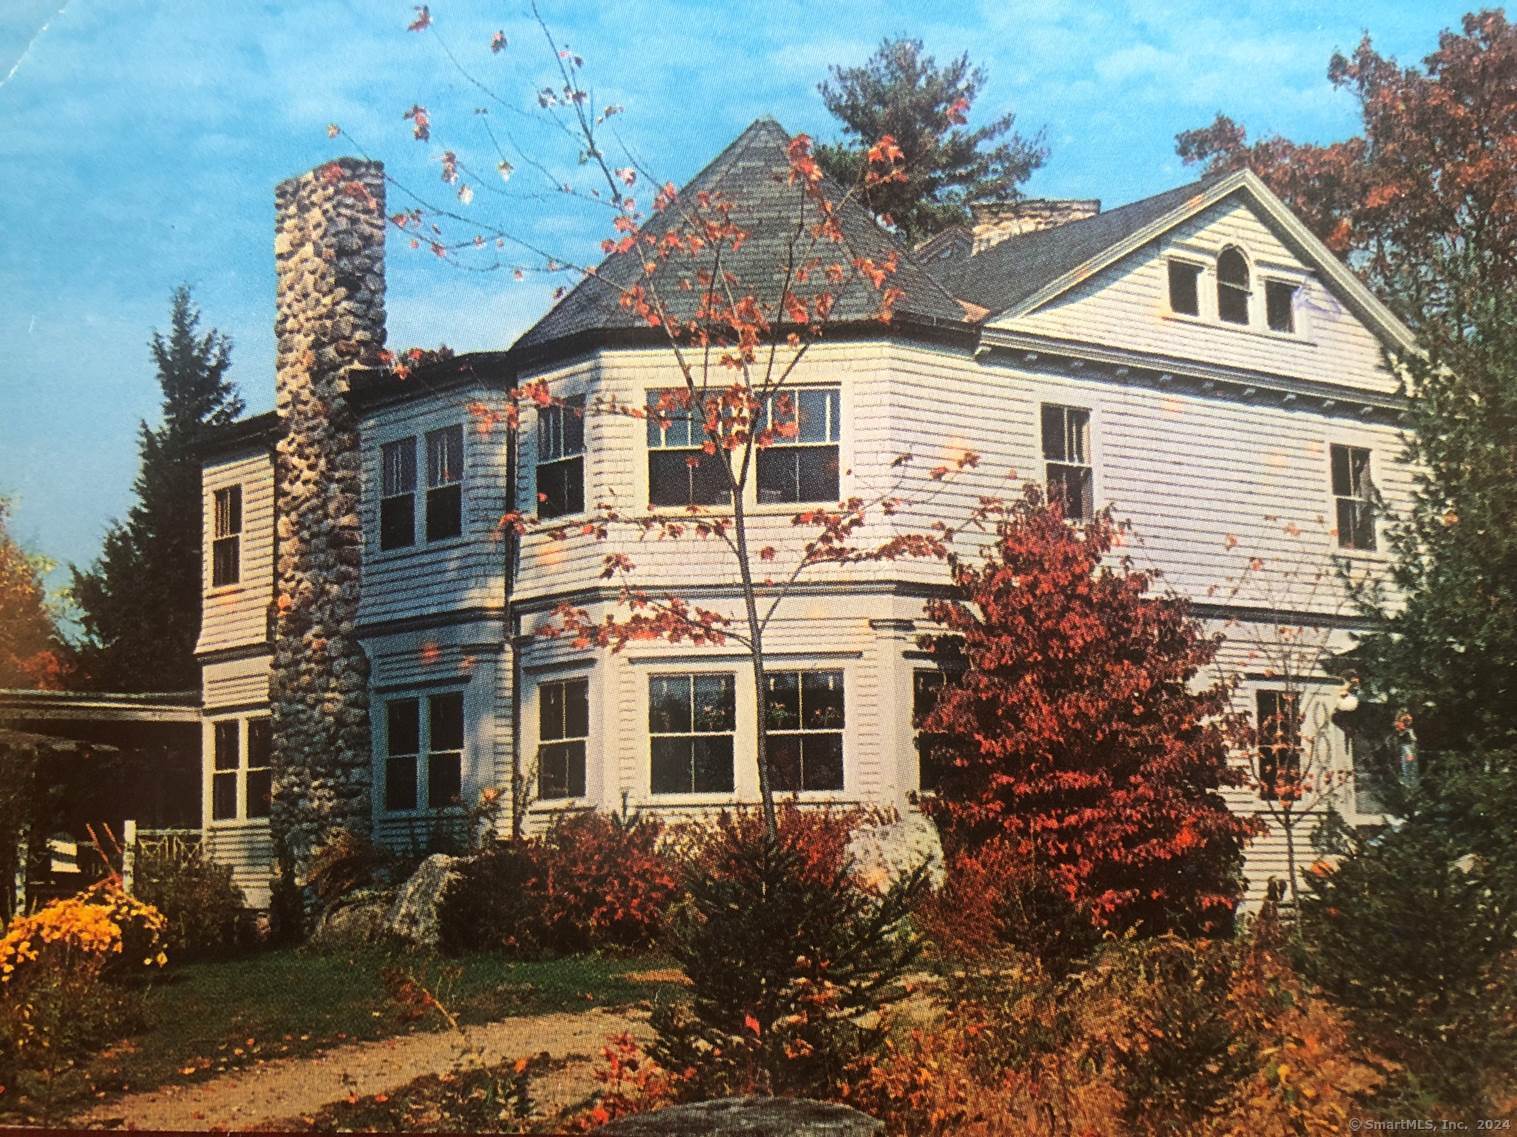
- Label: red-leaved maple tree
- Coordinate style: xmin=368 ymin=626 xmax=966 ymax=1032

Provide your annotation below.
xmin=918 ymin=488 xmax=1262 ymax=936
xmin=1176 ymin=9 xmax=1517 ymax=339
xmin=0 ymin=499 xmax=71 ymax=690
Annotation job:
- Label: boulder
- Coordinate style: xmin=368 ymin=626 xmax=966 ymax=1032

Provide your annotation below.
xmin=846 ymin=811 xmax=945 ymax=894
xmin=310 ymin=888 xmax=391 ymax=948
xmin=384 ymin=853 xmax=461 ymax=947
xmin=593 ymin=1097 xmax=882 ymax=1136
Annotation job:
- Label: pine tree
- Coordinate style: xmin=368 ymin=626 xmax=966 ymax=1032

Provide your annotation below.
xmin=919 ymin=488 xmax=1261 ymax=940
xmin=71 ymin=287 xmax=242 ymax=692
xmin=817 ymin=37 xmax=1046 ymax=243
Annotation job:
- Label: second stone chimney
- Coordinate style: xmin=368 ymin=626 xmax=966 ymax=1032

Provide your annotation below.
xmin=970 ymin=198 xmax=1101 ymax=253
xmin=268 ymin=158 xmax=386 ymax=883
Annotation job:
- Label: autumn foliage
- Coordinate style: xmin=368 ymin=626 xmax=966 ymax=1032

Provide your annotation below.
xmin=1176 ymin=9 xmax=1517 ymax=333
xmin=0 ymin=499 xmax=70 ymax=690
xmin=918 ymin=488 xmax=1260 ymax=945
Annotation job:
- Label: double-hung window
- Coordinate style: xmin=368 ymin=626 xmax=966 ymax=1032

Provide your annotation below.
xmin=649 ymin=674 xmax=735 ymax=794
xmin=1331 ymin=444 xmax=1376 ymax=551
xmin=1256 ymin=690 xmax=1302 ymax=801
xmin=212 ymin=486 xmax=242 ymax=586
xmin=425 ymin=425 xmax=464 ymax=541
xmin=646 ymin=390 xmax=729 ymax=507
xmin=1041 ymin=404 xmax=1093 ymax=521
xmin=756 ymin=387 xmax=841 ymax=504
xmin=538 ymin=677 xmax=589 ymax=799
xmin=380 ymin=439 xmax=417 ymax=550
xmin=210 ymin=716 xmax=271 ymax=821
xmin=1217 ymin=246 xmax=1251 ymax=325
xmin=536 ymin=396 xmax=586 ymax=519
xmin=211 ymin=720 xmax=239 ymax=821
xmin=384 ymin=693 xmax=466 ymax=812
xmin=765 ymin=670 xmax=845 ymax=791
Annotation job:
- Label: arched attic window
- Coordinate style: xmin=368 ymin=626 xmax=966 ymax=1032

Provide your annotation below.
xmin=1217 ymin=246 xmax=1251 ymax=325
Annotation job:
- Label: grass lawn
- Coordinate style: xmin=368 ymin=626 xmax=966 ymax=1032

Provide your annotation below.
xmin=53 ymin=945 xmax=673 ymax=1117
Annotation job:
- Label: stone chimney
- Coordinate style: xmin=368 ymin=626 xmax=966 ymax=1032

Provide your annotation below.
xmin=970 ymin=198 xmax=1101 ymax=253
xmin=268 ymin=158 xmax=385 ymax=883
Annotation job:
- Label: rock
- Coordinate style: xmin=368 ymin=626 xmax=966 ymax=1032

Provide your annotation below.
xmin=846 ymin=811 xmax=945 ymax=894
xmin=384 ymin=853 xmax=460 ymax=947
xmin=593 ymin=1097 xmax=882 ymax=1136
xmin=311 ymin=888 xmax=392 ymax=947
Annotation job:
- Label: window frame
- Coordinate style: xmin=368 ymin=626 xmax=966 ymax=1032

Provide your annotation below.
xmin=380 ymin=437 xmax=418 ymax=551
xmin=535 ymin=395 xmax=587 ymax=519
xmin=754 ymin=386 xmax=842 ymax=506
xmin=1264 ymin=278 xmax=1299 ymax=334
xmin=645 ymin=388 xmax=731 ymax=509
xmin=207 ymin=714 xmax=273 ymax=825
xmin=1255 ymin=688 xmax=1303 ymax=802
xmin=1166 ymin=258 xmax=1203 ymax=318
xmin=381 ymin=690 xmax=469 ymax=816
xmin=424 ymin=424 xmax=465 ymax=543
xmin=763 ymin=669 xmax=846 ymax=793
xmin=211 ymin=485 xmax=242 ymax=588
xmin=1330 ymin=443 xmax=1377 ymax=552
xmin=912 ymin=668 xmax=957 ymax=794
xmin=537 ymin=676 xmax=590 ymax=801
xmin=1216 ymin=245 xmax=1252 ymax=326
xmin=1040 ymin=403 xmax=1094 ymax=522
xmin=647 ymin=671 xmax=737 ymax=796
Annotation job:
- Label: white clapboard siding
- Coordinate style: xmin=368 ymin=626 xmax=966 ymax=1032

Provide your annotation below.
xmin=202 ymin=654 xmax=271 ymax=711
xmin=363 ymin=621 xmax=509 ymax=854
xmin=203 ymin=824 xmax=274 ymax=907
xmin=508 ymin=338 xmax=1408 ymax=622
xmin=999 ymin=194 xmax=1400 ymax=395
xmin=196 ymin=449 xmax=276 ymax=656
xmin=358 ymin=385 xmax=513 ymax=628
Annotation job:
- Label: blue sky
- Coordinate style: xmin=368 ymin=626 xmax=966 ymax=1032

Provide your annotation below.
xmin=0 ymin=0 xmax=1474 ymax=590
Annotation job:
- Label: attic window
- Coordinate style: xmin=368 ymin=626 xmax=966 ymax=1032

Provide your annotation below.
xmin=1167 ymin=261 xmax=1201 ymax=317
xmin=1266 ymin=280 xmax=1298 ymax=333
xmin=1217 ymin=247 xmax=1250 ymax=325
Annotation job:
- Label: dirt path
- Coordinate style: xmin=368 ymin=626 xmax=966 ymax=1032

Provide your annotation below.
xmin=74 ymin=1005 xmax=651 ymax=1131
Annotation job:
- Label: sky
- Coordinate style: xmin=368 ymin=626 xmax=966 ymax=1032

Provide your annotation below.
xmin=0 ymin=0 xmax=1477 ymax=596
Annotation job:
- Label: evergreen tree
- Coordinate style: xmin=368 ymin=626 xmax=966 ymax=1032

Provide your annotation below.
xmin=0 ymin=499 xmax=71 ymax=689
xmin=817 ymin=37 xmax=1046 ymax=243
xmin=71 ymin=287 xmax=242 ymax=692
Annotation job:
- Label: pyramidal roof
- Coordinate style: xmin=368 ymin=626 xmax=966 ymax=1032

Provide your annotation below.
xmin=513 ymin=117 xmax=969 ymax=353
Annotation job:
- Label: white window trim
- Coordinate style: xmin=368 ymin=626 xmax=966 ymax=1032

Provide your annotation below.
xmin=206 ymin=483 xmax=244 ymax=595
xmin=204 ymin=712 xmax=272 ymax=828
xmin=530 ymin=390 xmax=589 ymax=520
xmin=370 ymin=418 xmax=470 ymax=559
xmin=375 ymin=687 xmax=473 ymax=818
xmin=639 ymin=382 xmax=850 ymax=516
xmin=534 ymin=673 xmax=593 ymax=803
xmin=1039 ymin=400 xmax=1098 ymax=523
xmin=1324 ymin=438 xmax=1387 ymax=561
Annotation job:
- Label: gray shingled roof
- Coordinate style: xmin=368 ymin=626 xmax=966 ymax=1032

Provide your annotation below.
xmin=513 ymin=118 xmax=968 ymax=353
xmin=933 ymin=176 xmax=1225 ymax=315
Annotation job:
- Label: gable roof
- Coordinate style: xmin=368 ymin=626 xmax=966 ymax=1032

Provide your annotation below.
xmin=933 ymin=176 xmax=1220 ymax=312
xmin=513 ymin=118 xmax=968 ymax=355
xmin=934 ymin=170 xmax=1416 ymax=353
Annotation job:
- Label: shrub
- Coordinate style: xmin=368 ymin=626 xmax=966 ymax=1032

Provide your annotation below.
xmin=846 ymin=922 xmax=1375 ymax=1137
xmin=0 ymin=883 xmax=167 ymax=1119
xmin=919 ymin=840 xmax=1101 ymax=975
xmin=438 ymin=811 xmax=677 ymax=957
xmin=133 ymin=836 xmax=246 ymax=959
xmin=650 ymin=809 xmax=929 ymax=1100
xmin=1300 ymin=811 xmax=1517 ymax=1114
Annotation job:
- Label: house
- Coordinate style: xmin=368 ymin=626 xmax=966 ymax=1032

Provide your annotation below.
xmin=196 ymin=118 xmax=1414 ymax=906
